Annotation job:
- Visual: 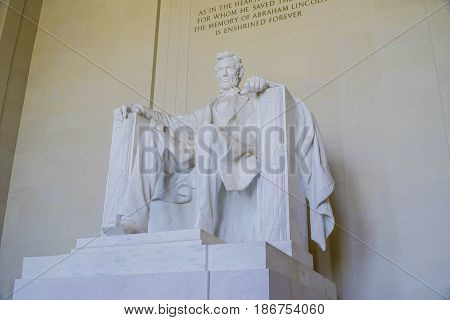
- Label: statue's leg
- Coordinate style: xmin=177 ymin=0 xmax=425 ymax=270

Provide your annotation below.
xmin=116 ymin=129 xmax=170 ymax=234
xmin=193 ymin=125 xmax=224 ymax=234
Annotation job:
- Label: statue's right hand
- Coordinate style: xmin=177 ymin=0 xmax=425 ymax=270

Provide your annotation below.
xmin=113 ymin=104 xmax=146 ymax=121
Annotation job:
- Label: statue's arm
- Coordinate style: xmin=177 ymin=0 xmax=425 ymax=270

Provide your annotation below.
xmin=113 ymin=104 xmax=200 ymax=132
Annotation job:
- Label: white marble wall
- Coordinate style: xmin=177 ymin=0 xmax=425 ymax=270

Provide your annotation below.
xmin=0 ymin=0 xmax=160 ymax=298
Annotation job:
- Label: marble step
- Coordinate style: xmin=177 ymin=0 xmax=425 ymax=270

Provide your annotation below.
xmin=273 ymin=241 xmax=313 ymax=269
xmin=71 ymin=239 xmax=313 ymax=269
xmin=209 ymin=242 xmax=335 ymax=298
xmin=22 ymin=244 xmax=207 ymax=279
xmin=75 ymin=229 xmax=225 ymax=249
xmin=73 ymin=229 xmax=313 ymax=268
xmin=76 ymin=229 xmax=312 ymax=267
xmin=20 ymin=242 xmax=335 ymax=299
xmin=14 ymin=269 xmax=334 ymax=300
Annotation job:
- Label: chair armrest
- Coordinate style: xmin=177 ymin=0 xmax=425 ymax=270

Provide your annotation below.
xmin=101 ymin=113 xmax=147 ymax=231
xmin=255 ymin=85 xmax=309 ymax=248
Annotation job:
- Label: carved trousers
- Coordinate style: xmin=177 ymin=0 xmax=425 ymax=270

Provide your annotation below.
xmin=116 ymin=125 xmax=258 ymax=235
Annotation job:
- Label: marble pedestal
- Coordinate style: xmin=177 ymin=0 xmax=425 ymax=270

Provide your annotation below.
xmin=14 ymin=229 xmax=337 ymax=300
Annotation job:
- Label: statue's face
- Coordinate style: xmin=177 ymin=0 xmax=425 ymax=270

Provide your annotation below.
xmin=216 ymin=57 xmax=240 ymax=90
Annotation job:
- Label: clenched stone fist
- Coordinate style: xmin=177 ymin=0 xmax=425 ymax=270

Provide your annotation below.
xmin=240 ymin=76 xmax=269 ymax=95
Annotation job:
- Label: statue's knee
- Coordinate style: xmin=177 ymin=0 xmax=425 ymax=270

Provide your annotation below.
xmin=141 ymin=128 xmax=160 ymax=139
xmin=139 ymin=129 xmax=166 ymax=146
xmin=197 ymin=125 xmax=219 ymax=145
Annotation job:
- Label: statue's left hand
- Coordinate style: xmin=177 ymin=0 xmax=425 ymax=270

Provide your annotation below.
xmin=241 ymin=76 xmax=269 ymax=95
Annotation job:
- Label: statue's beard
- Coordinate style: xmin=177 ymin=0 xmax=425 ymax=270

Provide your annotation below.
xmin=218 ymin=76 xmax=240 ymax=91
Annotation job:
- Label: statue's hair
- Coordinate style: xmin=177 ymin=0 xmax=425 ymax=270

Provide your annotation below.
xmin=215 ymin=51 xmax=245 ymax=80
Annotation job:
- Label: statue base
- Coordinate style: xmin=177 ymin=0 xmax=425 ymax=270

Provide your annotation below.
xmin=14 ymin=229 xmax=336 ymax=299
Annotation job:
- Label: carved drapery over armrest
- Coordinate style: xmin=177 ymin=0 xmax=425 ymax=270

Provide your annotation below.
xmin=101 ymin=113 xmax=147 ymax=233
xmin=101 ymin=112 xmax=197 ymax=234
xmin=254 ymin=86 xmax=335 ymax=250
xmin=255 ymin=86 xmax=309 ymax=247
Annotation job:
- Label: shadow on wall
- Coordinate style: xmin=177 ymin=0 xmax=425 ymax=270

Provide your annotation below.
xmin=0 ymin=0 xmax=43 ymax=244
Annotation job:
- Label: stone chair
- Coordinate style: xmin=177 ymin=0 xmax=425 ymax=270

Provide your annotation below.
xmin=101 ymin=86 xmax=311 ymax=260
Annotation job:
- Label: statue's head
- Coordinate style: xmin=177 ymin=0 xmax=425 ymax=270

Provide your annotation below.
xmin=215 ymin=51 xmax=245 ymax=91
